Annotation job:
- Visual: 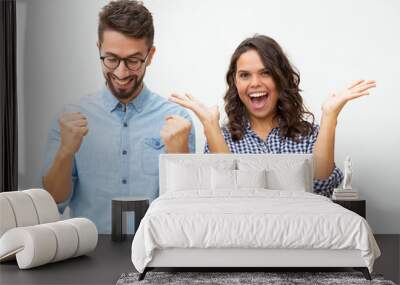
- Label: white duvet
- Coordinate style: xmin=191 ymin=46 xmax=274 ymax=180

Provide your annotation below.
xmin=131 ymin=190 xmax=380 ymax=273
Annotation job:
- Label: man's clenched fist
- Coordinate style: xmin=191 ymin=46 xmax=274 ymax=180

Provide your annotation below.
xmin=160 ymin=115 xmax=192 ymax=153
xmin=58 ymin=112 xmax=89 ymax=156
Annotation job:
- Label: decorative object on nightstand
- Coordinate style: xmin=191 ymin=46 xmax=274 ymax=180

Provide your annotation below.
xmin=343 ymin=155 xmax=353 ymax=190
xmin=333 ymin=155 xmax=359 ymax=200
xmin=332 ymin=189 xmax=359 ymax=200
xmin=112 ymin=197 xmax=149 ymax=242
xmin=332 ymin=199 xmax=366 ymax=219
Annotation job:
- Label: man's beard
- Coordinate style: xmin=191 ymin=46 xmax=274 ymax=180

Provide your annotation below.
xmin=105 ymin=71 xmax=145 ymax=100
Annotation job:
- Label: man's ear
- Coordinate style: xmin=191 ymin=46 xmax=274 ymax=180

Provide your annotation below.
xmin=146 ymin=46 xmax=156 ymax=66
xmin=97 ymin=41 xmax=101 ymax=51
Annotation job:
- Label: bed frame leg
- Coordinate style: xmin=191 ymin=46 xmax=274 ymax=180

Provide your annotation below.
xmin=354 ymin=267 xmax=371 ymax=280
xmin=138 ymin=268 xmax=148 ymax=281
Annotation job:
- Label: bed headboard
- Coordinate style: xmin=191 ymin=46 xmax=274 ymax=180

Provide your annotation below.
xmin=159 ymin=154 xmax=314 ymax=195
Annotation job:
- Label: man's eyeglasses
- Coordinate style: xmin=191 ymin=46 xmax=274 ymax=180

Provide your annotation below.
xmin=100 ymin=51 xmax=150 ymax=71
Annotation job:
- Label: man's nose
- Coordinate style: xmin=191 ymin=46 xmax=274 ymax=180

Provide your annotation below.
xmin=113 ymin=60 xmax=130 ymax=78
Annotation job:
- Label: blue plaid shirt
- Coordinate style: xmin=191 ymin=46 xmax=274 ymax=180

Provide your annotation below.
xmin=205 ymin=121 xmax=343 ymax=197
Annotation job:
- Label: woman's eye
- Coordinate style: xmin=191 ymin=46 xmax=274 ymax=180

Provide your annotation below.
xmin=261 ymin=70 xmax=270 ymax=76
xmin=239 ymin=73 xmax=250 ymax=79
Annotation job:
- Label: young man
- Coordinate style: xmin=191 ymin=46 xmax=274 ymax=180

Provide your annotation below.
xmin=42 ymin=0 xmax=195 ymax=233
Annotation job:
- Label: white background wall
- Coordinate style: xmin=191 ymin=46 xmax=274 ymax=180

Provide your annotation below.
xmin=17 ymin=0 xmax=400 ymax=233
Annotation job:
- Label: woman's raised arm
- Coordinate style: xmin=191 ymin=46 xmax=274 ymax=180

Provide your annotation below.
xmin=313 ymin=79 xmax=376 ymax=180
xmin=169 ymin=94 xmax=231 ymax=153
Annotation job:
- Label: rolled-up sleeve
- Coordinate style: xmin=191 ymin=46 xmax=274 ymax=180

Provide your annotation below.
xmin=313 ymin=165 xmax=343 ymax=197
xmin=41 ymin=117 xmax=77 ymax=214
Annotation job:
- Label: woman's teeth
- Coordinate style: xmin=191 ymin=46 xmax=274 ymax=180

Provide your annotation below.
xmin=248 ymin=91 xmax=269 ymax=109
xmin=249 ymin=92 xmax=268 ymax=98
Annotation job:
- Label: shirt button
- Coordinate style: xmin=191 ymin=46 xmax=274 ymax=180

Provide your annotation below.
xmin=123 ymin=122 xmax=128 ymax=127
xmin=122 ymin=179 xmax=127 ymax=184
xmin=122 ymin=150 xmax=127 ymax=155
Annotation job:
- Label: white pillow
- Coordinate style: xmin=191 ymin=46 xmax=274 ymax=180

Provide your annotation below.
xmin=211 ymin=168 xmax=236 ymax=190
xmin=168 ymin=162 xmax=210 ymax=191
xmin=211 ymin=169 xmax=267 ymax=191
xmin=166 ymin=159 xmax=236 ymax=192
xmin=266 ymin=160 xmax=310 ymax=191
xmin=236 ymin=169 xmax=267 ymax=189
xmin=237 ymin=156 xmax=312 ymax=192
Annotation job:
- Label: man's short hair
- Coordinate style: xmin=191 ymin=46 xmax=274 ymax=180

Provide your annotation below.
xmin=98 ymin=0 xmax=154 ymax=48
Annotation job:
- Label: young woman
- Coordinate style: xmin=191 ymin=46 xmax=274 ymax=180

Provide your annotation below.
xmin=169 ymin=35 xmax=375 ymax=197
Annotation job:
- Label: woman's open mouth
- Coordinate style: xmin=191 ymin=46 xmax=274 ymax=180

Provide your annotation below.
xmin=248 ymin=91 xmax=269 ymax=109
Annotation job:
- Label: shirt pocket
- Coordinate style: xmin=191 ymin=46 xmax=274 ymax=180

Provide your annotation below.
xmin=141 ymin=137 xmax=165 ymax=175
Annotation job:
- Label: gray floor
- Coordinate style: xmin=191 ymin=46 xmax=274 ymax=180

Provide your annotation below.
xmin=374 ymin=235 xmax=400 ymax=284
xmin=0 ymin=235 xmax=135 ymax=285
xmin=0 ymin=235 xmax=398 ymax=285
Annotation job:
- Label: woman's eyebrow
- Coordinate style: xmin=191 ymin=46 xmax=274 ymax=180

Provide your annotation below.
xmin=237 ymin=68 xmax=266 ymax=73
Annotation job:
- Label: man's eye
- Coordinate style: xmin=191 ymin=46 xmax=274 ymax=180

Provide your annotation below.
xmin=127 ymin=58 xmax=140 ymax=65
xmin=106 ymin=57 xmax=118 ymax=63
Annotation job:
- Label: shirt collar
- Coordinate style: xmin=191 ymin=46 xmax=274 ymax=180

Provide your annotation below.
xmin=245 ymin=118 xmax=280 ymax=138
xmin=244 ymin=119 xmax=256 ymax=136
xmin=131 ymin=84 xmax=150 ymax=113
xmin=101 ymin=84 xmax=150 ymax=113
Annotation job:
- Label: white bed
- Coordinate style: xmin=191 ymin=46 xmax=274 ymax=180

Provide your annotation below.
xmin=131 ymin=154 xmax=380 ymax=280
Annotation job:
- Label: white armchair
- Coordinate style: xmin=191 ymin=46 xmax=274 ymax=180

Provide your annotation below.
xmin=0 ymin=189 xmax=97 ymax=269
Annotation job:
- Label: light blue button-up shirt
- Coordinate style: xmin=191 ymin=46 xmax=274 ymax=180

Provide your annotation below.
xmin=42 ymin=85 xmax=195 ymax=233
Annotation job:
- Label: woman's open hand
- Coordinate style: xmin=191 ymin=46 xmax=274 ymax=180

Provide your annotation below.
xmin=322 ymin=80 xmax=376 ymax=119
xmin=169 ymin=94 xmax=220 ymax=127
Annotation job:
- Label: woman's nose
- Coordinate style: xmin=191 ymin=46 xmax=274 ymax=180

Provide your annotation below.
xmin=249 ymin=74 xmax=261 ymax=87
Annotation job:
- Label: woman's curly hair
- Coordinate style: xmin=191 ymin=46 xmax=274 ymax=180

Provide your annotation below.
xmin=224 ymin=35 xmax=314 ymax=141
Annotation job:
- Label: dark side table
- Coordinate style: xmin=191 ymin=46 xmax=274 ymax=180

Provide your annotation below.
xmin=112 ymin=197 xmax=149 ymax=242
xmin=332 ymin=199 xmax=366 ymax=219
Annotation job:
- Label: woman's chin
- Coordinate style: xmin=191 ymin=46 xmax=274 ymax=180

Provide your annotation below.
xmin=248 ymin=108 xmax=273 ymax=120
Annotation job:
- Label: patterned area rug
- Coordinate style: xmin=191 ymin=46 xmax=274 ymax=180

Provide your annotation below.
xmin=116 ymin=271 xmax=396 ymax=285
